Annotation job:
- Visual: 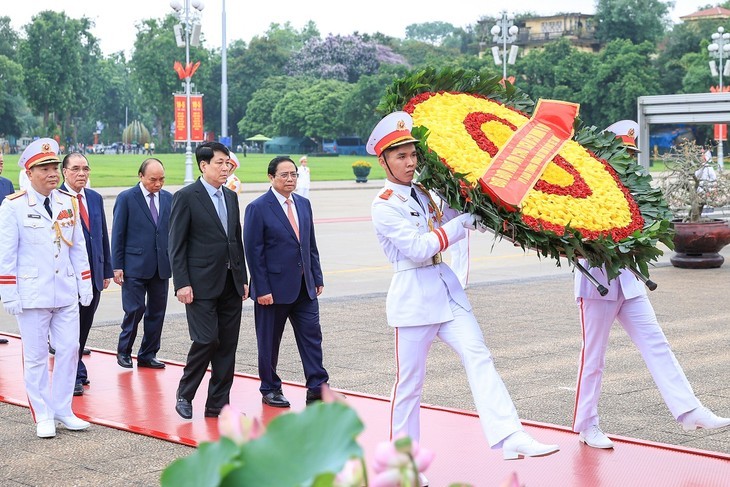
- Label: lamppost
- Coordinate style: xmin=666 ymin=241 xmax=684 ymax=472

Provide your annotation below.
xmin=708 ymin=26 xmax=730 ymax=170
xmin=490 ymin=11 xmax=519 ymax=81
xmin=170 ymin=0 xmax=204 ymax=185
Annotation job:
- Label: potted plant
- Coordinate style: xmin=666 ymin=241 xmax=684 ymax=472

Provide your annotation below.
xmin=659 ymin=140 xmax=730 ymax=268
xmin=352 ymin=160 xmax=372 ymax=183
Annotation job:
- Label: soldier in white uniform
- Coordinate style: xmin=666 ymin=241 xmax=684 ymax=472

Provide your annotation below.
xmin=573 ymin=122 xmax=730 ymax=449
xmin=224 ymin=152 xmax=243 ymax=195
xmin=0 ymin=138 xmax=94 ymax=438
xmin=368 ymin=112 xmax=559 ymax=486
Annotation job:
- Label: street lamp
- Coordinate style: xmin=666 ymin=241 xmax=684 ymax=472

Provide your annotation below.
xmin=708 ymin=26 xmax=730 ymax=170
xmin=170 ymin=0 xmax=204 ymax=185
xmin=490 ymin=11 xmax=519 ymax=82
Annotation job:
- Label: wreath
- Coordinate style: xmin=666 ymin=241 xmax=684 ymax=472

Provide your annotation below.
xmin=377 ymin=68 xmax=674 ymax=280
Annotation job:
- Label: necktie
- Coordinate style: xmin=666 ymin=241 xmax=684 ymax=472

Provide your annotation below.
xmin=285 ymin=199 xmax=299 ymax=240
xmin=77 ymin=194 xmax=91 ymax=231
xmin=410 ymin=186 xmax=425 ymax=211
xmin=43 ymin=197 xmax=52 ymax=218
xmin=215 ymin=190 xmax=228 ymax=235
xmin=148 ymin=193 xmax=158 ymax=225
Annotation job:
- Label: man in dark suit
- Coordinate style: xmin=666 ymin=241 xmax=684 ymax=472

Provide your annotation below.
xmin=169 ymin=141 xmax=248 ymax=420
xmin=112 ymin=158 xmax=172 ymax=369
xmin=0 ymin=151 xmax=13 ymax=344
xmin=243 ymin=156 xmax=330 ymax=408
xmin=0 ymin=152 xmax=14 ymax=201
xmin=60 ymin=153 xmax=114 ymax=395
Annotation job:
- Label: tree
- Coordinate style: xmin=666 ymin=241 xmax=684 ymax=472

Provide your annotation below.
xmin=0 ymin=55 xmax=26 ymax=137
xmin=237 ymin=77 xmax=307 ymax=138
xmin=515 ymin=38 xmax=595 ymax=109
xmin=581 ymin=39 xmax=662 ymax=125
xmin=594 ymin=0 xmax=671 ymax=45
xmin=287 ymin=35 xmax=379 ymax=83
xmin=405 ymin=21 xmax=456 ymax=46
xmin=0 ymin=16 xmax=19 ymax=59
xmin=338 ymin=73 xmax=400 ymax=139
xmin=18 ymin=11 xmax=102 ymax=133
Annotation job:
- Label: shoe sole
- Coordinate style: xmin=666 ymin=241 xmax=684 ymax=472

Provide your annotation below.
xmin=117 ymin=362 xmax=133 ymax=368
xmin=55 ymin=421 xmax=90 ymax=431
xmin=503 ymin=446 xmax=560 ymax=460
xmin=579 ymin=436 xmax=614 ymax=449
xmin=262 ymin=401 xmax=290 ymax=408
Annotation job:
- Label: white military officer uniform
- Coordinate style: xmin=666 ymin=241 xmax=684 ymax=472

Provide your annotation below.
xmin=572 ymin=122 xmax=730 ymax=449
xmin=225 ymin=152 xmax=243 ymax=195
xmin=0 ymin=138 xmax=93 ymax=438
xmin=369 ymin=112 xmax=559 ymax=464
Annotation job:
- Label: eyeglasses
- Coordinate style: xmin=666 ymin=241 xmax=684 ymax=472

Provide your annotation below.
xmin=66 ymin=166 xmax=91 ymax=173
xmin=275 ymin=172 xmax=298 ymax=180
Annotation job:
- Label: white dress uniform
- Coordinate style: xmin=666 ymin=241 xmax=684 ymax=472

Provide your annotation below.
xmin=0 ymin=140 xmax=92 ymax=430
xmin=225 ymin=152 xmax=243 ymax=195
xmin=372 ymin=180 xmax=525 ymax=447
xmin=572 ymin=261 xmax=701 ymax=433
xmin=295 ymin=164 xmax=311 ymax=198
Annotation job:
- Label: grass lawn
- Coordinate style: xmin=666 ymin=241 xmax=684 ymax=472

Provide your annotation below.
xmin=1 ymin=152 xmax=668 ymax=189
xmin=1 ymin=153 xmax=384 ymax=188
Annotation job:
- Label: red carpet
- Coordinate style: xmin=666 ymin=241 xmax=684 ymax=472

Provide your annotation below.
xmin=1 ymin=333 xmax=728 ymax=486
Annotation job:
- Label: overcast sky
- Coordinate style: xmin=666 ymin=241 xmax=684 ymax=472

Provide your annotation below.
xmin=4 ymin=0 xmax=711 ymax=55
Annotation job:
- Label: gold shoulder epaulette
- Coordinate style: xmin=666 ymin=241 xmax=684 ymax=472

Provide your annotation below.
xmin=6 ymin=190 xmax=26 ymax=200
xmin=379 ymin=189 xmax=393 ymax=200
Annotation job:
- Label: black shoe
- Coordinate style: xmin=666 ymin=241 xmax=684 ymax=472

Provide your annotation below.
xmin=81 ymin=379 xmax=90 ymax=386
xmin=116 ymin=353 xmax=133 ymax=368
xmin=73 ymin=383 xmax=84 ymax=396
xmin=204 ymin=407 xmax=222 ymax=418
xmin=0 ymin=338 xmax=8 ymax=344
xmin=137 ymin=358 xmax=166 ymax=369
xmin=306 ymin=389 xmax=323 ymax=405
xmin=48 ymin=344 xmax=56 ymax=354
xmin=262 ymin=391 xmax=290 ymax=408
xmin=82 ymin=348 xmax=91 ymax=355
xmin=176 ymin=398 xmax=193 ymax=419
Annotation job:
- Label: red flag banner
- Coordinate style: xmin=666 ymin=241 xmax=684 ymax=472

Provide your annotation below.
xmin=479 ymin=99 xmax=579 ymax=210
xmin=714 ymin=123 xmax=727 ymax=141
xmin=173 ymin=94 xmax=205 ymax=142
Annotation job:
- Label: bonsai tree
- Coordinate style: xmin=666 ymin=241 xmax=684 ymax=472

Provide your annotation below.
xmin=659 ymin=140 xmax=730 ymax=222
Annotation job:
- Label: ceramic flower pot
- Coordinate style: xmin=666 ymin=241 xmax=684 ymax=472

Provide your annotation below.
xmin=670 ymin=219 xmax=730 ymax=268
xmin=353 ymin=166 xmax=370 ymax=183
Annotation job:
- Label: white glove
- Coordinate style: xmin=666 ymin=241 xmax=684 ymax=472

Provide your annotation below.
xmin=460 ymin=213 xmax=481 ymax=231
xmin=3 ymin=300 xmax=23 ymax=315
xmin=79 ymin=294 xmax=93 ymax=307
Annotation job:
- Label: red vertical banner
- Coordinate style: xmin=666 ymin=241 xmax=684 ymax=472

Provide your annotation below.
xmin=190 ymin=94 xmax=204 ymax=142
xmin=173 ymin=94 xmax=187 ymax=142
xmin=714 ymin=124 xmax=727 ymax=141
xmin=173 ymin=94 xmax=205 ymax=142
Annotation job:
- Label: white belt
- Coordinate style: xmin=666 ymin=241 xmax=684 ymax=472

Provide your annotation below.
xmin=393 ymin=253 xmax=442 ymax=272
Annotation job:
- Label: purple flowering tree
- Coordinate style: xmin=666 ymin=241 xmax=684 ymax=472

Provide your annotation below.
xmin=287 ymin=34 xmax=380 ymax=83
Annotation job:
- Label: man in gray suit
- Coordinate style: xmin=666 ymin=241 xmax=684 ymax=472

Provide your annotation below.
xmin=169 ymin=141 xmax=249 ymax=420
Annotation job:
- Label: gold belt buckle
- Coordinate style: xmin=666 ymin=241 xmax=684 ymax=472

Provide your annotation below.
xmin=432 ymin=252 xmax=442 ymax=265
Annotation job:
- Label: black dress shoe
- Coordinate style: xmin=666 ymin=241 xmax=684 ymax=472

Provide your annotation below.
xmin=306 ymin=389 xmax=323 ymax=405
xmin=0 ymin=338 xmax=8 ymax=344
xmin=73 ymin=383 xmax=84 ymax=396
xmin=204 ymin=407 xmax=222 ymax=418
xmin=81 ymin=379 xmax=90 ymax=386
xmin=82 ymin=348 xmax=91 ymax=355
xmin=137 ymin=358 xmax=166 ymax=369
xmin=176 ymin=398 xmax=193 ymax=419
xmin=262 ymin=391 xmax=290 ymax=408
xmin=116 ymin=353 xmax=133 ymax=368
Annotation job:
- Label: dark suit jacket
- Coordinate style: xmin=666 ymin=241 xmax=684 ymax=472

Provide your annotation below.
xmin=169 ymin=178 xmax=247 ymax=299
xmin=0 ymin=176 xmax=14 ymax=201
xmin=243 ymin=189 xmax=323 ymax=303
xmin=112 ymin=184 xmax=172 ymax=279
xmin=61 ymin=184 xmax=113 ymax=291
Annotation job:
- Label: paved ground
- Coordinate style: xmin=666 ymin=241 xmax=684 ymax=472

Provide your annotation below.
xmin=1 ymin=179 xmax=729 ymax=486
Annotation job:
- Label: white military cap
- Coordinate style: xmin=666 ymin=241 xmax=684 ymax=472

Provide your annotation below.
xmin=229 ymin=152 xmax=240 ymax=169
xmin=366 ymin=111 xmax=419 ymax=156
xmin=18 ymin=138 xmax=61 ymax=170
xmin=604 ymin=120 xmax=641 ymax=153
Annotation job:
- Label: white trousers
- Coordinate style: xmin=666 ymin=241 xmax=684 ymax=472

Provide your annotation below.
xmin=573 ymin=294 xmax=701 ymax=433
xmin=390 ymin=298 xmax=522 ymax=447
xmin=17 ymin=306 xmax=80 ymax=422
xmin=449 ymin=232 xmax=470 ymax=289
